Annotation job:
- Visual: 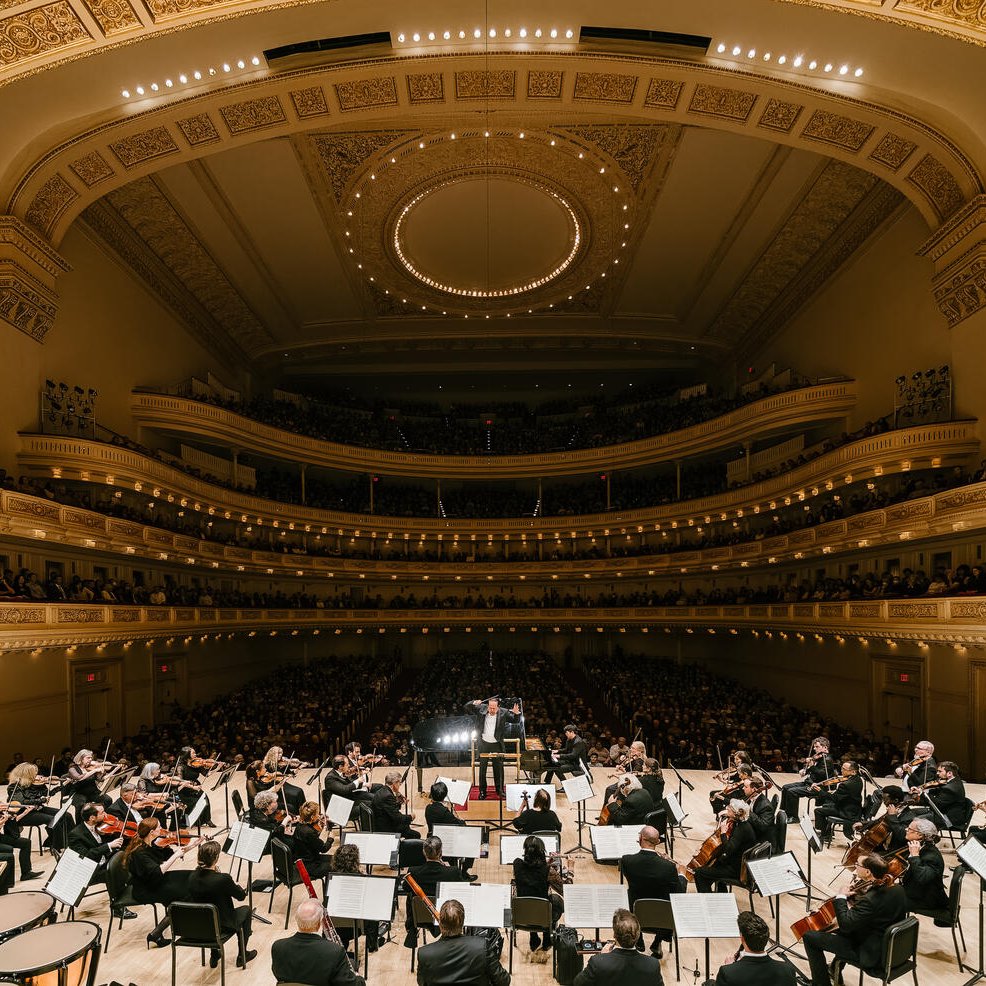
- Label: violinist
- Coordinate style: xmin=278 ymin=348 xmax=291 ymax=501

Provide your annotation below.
xmin=918 ymin=760 xmax=966 ymax=826
xmin=620 ymin=825 xmax=681 ymax=957
xmin=852 ymin=786 xmax=917 ymax=852
xmin=512 ymin=787 xmax=562 ymax=835
xmin=260 ymin=746 xmax=307 ymax=815
xmin=710 ymin=752 xmax=752 ymax=816
xmin=122 ymin=816 xmax=194 ymax=948
xmin=7 ymin=762 xmax=62 ymax=835
xmin=801 ymin=854 xmax=907 ymax=986
xmin=178 ymin=746 xmax=216 ymax=826
xmin=247 ymin=790 xmax=293 ymax=855
xmin=812 ymin=760 xmax=863 ymax=843
xmin=323 ymin=755 xmax=373 ymax=818
xmin=402 ymin=834 xmax=469 ymax=948
xmin=138 ymin=762 xmax=184 ymax=823
xmin=66 ymin=749 xmax=113 ymax=811
xmin=901 ymin=818 xmax=947 ymax=911
xmin=779 ymin=737 xmax=837 ymax=819
xmin=693 ymin=800 xmax=756 ymax=894
xmin=371 ymin=770 xmax=419 ymax=838
xmin=271 ymin=899 xmax=366 ymax=986
xmin=292 ymin=801 xmax=334 ymax=884
xmin=894 ymin=740 xmax=936 ymax=790
xmin=106 ymin=781 xmax=152 ymax=825
xmin=67 ymin=803 xmax=127 ymax=899
xmin=602 ymin=741 xmax=647 ymax=806
xmin=640 ymin=758 xmax=665 ymax=807
xmin=741 ymin=776 xmax=776 ymax=843
xmin=346 ymin=741 xmax=387 ymax=772
xmin=604 ymin=775 xmax=655 ymax=827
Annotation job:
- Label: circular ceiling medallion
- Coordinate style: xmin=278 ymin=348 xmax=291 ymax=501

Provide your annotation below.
xmin=393 ymin=174 xmax=581 ymax=298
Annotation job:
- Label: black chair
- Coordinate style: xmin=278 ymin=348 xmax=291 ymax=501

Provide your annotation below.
xmin=772 ymin=809 xmax=788 ymax=854
xmin=356 ymin=803 xmax=374 ymax=833
xmin=910 ymin=862 xmax=967 ymax=969
xmin=633 ymin=898 xmax=681 ymax=982
xmin=397 ymin=838 xmax=425 ymax=877
xmin=230 ymin=789 xmax=245 ymax=820
xmin=508 ymin=897 xmax=553 ymax=975
xmin=104 ymin=851 xmax=159 ymax=953
xmin=718 ymin=840 xmax=771 ymax=910
xmin=855 ymin=916 xmax=919 ymax=985
xmin=168 ymin=901 xmax=246 ymax=986
xmin=268 ymin=838 xmax=307 ymax=927
xmin=938 ymin=799 xmax=975 ymax=849
xmin=408 ymin=897 xmax=437 ymax=971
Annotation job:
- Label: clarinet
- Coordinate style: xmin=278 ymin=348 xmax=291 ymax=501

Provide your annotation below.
xmin=295 ymin=859 xmax=343 ymax=946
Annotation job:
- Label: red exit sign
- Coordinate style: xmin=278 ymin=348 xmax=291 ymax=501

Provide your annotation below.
xmin=899 ymin=672 xmax=910 ymax=682
xmin=159 ymin=664 xmax=169 ymax=673
xmin=86 ymin=672 xmax=96 ymax=683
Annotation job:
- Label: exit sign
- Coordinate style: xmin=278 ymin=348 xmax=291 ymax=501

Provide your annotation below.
xmin=899 ymin=673 xmax=910 ymax=682
xmin=86 ymin=672 xmax=96 ymax=682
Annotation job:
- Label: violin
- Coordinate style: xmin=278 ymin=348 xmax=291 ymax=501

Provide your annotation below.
xmin=189 ymin=755 xmax=226 ymax=769
xmin=709 ymin=780 xmax=743 ymax=804
xmin=153 ymin=826 xmax=195 ymax=848
xmin=97 ymin=816 xmax=142 ymax=839
xmin=811 ymin=775 xmax=845 ymax=792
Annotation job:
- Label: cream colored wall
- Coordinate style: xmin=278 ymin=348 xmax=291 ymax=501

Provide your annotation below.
xmin=0 ymin=222 xmax=238 ymax=467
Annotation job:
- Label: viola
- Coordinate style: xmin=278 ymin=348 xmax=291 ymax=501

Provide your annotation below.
xmin=791 ymin=897 xmax=838 ymax=941
xmin=153 ymin=826 xmax=194 ymax=848
xmin=842 ymin=818 xmax=892 ymax=869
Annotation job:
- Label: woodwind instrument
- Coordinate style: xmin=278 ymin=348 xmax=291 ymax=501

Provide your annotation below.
xmin=295 ymin=859 xmax=344 ymax=946
xmin=406 ymin=874 xmax=441 ymax=922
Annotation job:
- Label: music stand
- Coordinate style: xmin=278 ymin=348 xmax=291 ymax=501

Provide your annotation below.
xmin=326 ymin=873 xmax=397 ymax=978
xmin=44 ymin=849 xmax=98 ymax=919
xmin=796 ymin=813 xmax=823 ymax=911
xmin=561 ymin=769 xmax=594 ymax=856
xmin=670 ymin=891 xmax=739 ymax=983
xmin=746 ymin=852 xmax=808 ymax=963
xmin=306 ymin=756 xmax=332 ymax=787
xmin=958 ymin=837 xmax=986 ymax=985
xmin=666 ymin=761 xmax=693 ymax=834
xmin=210 ymin=763 xmax=238 ymax=827
xmin=224 ymin=820 xmax=272 ymax=925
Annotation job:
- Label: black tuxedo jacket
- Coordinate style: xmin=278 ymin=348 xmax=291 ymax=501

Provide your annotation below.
xmin=573 ymin=947 xmax=664 ymax=985
xmin=903 ymin=842 xmax=948 ymax=911
xmin=557 ymin=736 xmax=589 ymax=772
xmin=271 ymin=931 xmax=366 ymax=986
xmin=67 ymin=822 xmax=114 ymax=863
xmin=324 ymin=770 xmax=362 ymax=801
xmin=372 ymin=786 xmax=413 ymax=833
xmin=462 ymin=702 xmax=519 ymax=747
xmin=416 ymin=933 xmax=510 ymax=986
xmin=926 ymin=777 xmax=967 ymax=826
xmin=105 ymin=798 xmax=143 ymax=822
xmin=833 ymin=885 xmax=908 ymax=969
xmin=620 ymin=849 xmax=680 ymax=906
xmin=425 ymin=802 xmax=463 ymax=834
xmin=186 ymin=867 xmax=247 ymax=933
xmin=748 ymin=794 xmax=775 ymax=839
xmin=609 ymin=788 xmax=654 ymax=826
xmin=715 ymin=954 xmax=796 ymax=985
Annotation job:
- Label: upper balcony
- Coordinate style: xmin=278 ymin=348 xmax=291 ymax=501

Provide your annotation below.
xmin=130 ymin=382 xmax=858 ymax=479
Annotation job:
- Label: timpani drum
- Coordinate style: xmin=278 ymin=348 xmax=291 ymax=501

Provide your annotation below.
xmin=0 ymin=921 xmax=101 ymax=986
xmin=0 ymin=893 xmax=56 ymax=944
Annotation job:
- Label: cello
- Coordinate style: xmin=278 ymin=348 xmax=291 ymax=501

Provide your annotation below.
xmin=683 ymin=817 xmax=733 ymax=882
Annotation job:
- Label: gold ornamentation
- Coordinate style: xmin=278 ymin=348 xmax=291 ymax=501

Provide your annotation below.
xmin=849 ymin=514 xmax=884 ymax=530
xmin=175 ymin=607 xmax=194 ymax=620
xmin=454 ymin=69 xmax=515 ymax=99
xmin=0 ymin=277 xmax=56 ymax=340
xmin=932 ymin=255 xmax=986 ymax=326
xmin=869 ymin=132 xmax=917 ymax=171
xmin=951 ymin=600 xmax=986 ymax=619
xmin=144 ymin=0 xmax=225 ymax=21
xmin=109 ymin=126 xmax=179 ymax=168
xmin=0 ymin=607 xmax=45 ymax=623
xmin=849 ymin=602 xmax=881 ymax=618
xmin=888 ymin=602 xmax=938 ymax=617
xmin=334 ymin=77 xmax=398 ymax=111
xmin=896 ymin=0 xmax=986 ymax=30
xmin=819 ymin=603 xmax=844 ymax=615
xmin=309 ymin=130 xmax=413 ymax=203
xmin=290 ymin=86 xmax=329 ymax=119
xmin=219 ymin=95 xmax=286 ymax=134
xmin=527 ymin=69 xmax=563 ymax=98
xmin=24 ymin=173 xmax=77 ymax=236
xmin=107 ymin=518 xmax=142 ymax=535
xmin=939 ymin=486 xmax=986 ymax=508
xmin=0 ymin=2 xmax=89 ymax=68
xmin=407 ymin=72 xmax=444 ymax=103
xmin=688 ymin=83 xmax=757 ymax=121
xmin=78 ymin=0 xmax=139 ymax=35
xmin=643 ymin=78 xmax=683 ymax=108
xmin=176 ymin=113 xmax=220 ymax=146
xmin=115 ymin=608 xmax=141 ymax=621
xmin=57 ymin=607 xmax=103 ymax=622
xmin=802 ymin=109 xmax=874 ymax=152
xmin=69 ymin=150 xmax=113 ymax=188
xmin=573 ymin=71 xmax=637 ymax=103
xmin=63 ymin=508 xmax=102 ymax=528
xmin=793 ymin=604 xmax=814 ymax=617
xmin=146 ymin=608 xmax=169 ymax=621
xmin=907 ymin=152 xmax=965 ymax=219
xmin=8 ymin=495 xmax=59 ymax=519
xmin=758 ymin=98 xmax=803 ymax=133
xmin=558 ymin=124 xmax=676 ymax=191
xmin=748 ymin=605 xmax=768 ymax=616
xmin=886 ymin=500 xmax=933 ymax=519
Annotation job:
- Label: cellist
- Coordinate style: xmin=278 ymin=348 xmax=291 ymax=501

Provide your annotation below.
xmin=693 ymin=800 xmax=756 ymax=894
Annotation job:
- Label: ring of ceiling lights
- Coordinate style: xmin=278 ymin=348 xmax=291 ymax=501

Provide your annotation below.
xmin=332 ymin=128 xmax=632 ymax=317
xmin=391 ymin=169 xmax=582 ymax=299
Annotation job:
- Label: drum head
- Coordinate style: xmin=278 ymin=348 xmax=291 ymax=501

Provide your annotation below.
xmin=0 ymin=921 xmax=99 ymax=975
xmin=0 ymin=893 xmax=56 ymax=938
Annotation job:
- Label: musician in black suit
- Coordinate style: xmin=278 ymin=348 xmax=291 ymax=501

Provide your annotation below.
xmin=324 ymin=756 xmax=374 ymax=817
xmin=105 ymin=782 xmax=148 ymax=824
xmin=742 ymin=777 xmax=776 ymax=844
xmin=573 ymin=908 xmax=663 ymax=985
xmin=542 ymin=725 xmax=588 ymax=785
xmin=186 ymin=839 xmax=256 ymax=968
xmin=712 ymin=911 xmax=796 ymax=985
xmin=923 ymin=761 xmax=968 ymax=826
xmin=895 ymin=740 xmax=937 ymax=790
xmin=416 ymin=898 xmax=510 ymax=986
xmin=802 ymin=854 xmax=908 ymax=986
xmin=780 ymin=737 xmax=837 ymax=818
xmin=68 ymin=803 xmax=124 ymax=871
xmin=272 ymin=899 xmax=365 ymax=986
xmin=813 ymin=761 xmax=863 ymax=841
xmin=372 ymin=771 xmax=420 ymax=838
xmin=852 ymin=786 xmax=918 ymax=852
xmin=620 ymin=825 xmax=682 ymax=956
xmin=605 ymin=775 xmax=654 ymax=827
xmin=423 ymin=782 xmax=475 ymax=874
xmin=463 ymin=696 xmax=521 ymax=798
xmin=403 ymin=835 xmax=470 ymax=946
xmin=901 ymin=818 xmax=948 ymax=911
xmin=692 ymin=800 xmax=757 ymax=894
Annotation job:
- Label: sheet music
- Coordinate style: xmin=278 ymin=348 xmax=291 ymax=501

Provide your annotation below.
xmin=499 ymin=833 xmax=560 ymax=864
xmin=432 ymin=824 xmax=482 ymax=858
xmin=505 ymin=783 xmax=556 ymax=811
xmin=437 ymin=776 xmax=471 ymax=807
xmin=224 ymin=821 xmax=270 ymax=863
xmin=562 ymin=774 xmax=593 ymax=803
xmin=326 ymin=794 xmax=355 ymax=828
xmin=799 ymin=813 xmax=821 ymax=851
xmin=664 ymin=792 xmax=686 ymax=824
xmin=670 ymin=894 xmax=739 ymax=938
xmin=437 ymin=882 xmax=511 ymax=929
xmin=958 ymin=837 xmax=986 ymax=880
xmin=45 ymin=849 xmax=98 ymax=907
xmin=589 ymin=825 xmax=644 ymax=861
xmin=746 ymin=852 xmax=806 ymax=896
xmin=562 ymin=885 xmax=629 ymax=928
xmin=186 ymin=793 xmax=208 ymax=827
xmin=342 ymin=831 xmax=400 ymax=865
xmin=326 ymin=874 xmax=396 ymax=921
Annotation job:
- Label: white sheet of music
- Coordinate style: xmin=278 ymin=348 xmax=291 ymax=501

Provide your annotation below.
xmin=342 ymin=831 xmax=400 ymax=865
xmin=45 ymin=849 xmax=98 ymax=907
xmin=432 ymin=824 xmax=482 ymax=858
xmin=225 ymin=821 xmax=270 ymax=863
xmin=562 ymin=774 xmax=593 ymax=803
xmin=186 ymin=793 xmax=208 ymax=827
xmin=562 ymin=884 xmax=629 ymax=928
xmin=664 ymin=792 xmax=686 ymax=823
xmin=437 ymin=776 xmax=471 ymax=807
xmin=799 ymin=813 xmax=821 ymax=850
xmin=958 ymin=837 xmax=986 ymax=880
xmin=670 ymin=893 xmax=739 ymax=939
xmin=589 ymin=824 xmax=644 ymax=860
xmin=505 ymin=783 xmax=557 ymax=811
xmin=327 ymin=874 xmax=396 ymax=921
xmin=326 ymin=794 xmax=355 ymax=828
xmin=499 ymin=833 xmax=560 ymax=865
xmin=438 ymin=882 xmax=511 ymax=929
xmin=746 ymin=852 xmax=806 ymax=897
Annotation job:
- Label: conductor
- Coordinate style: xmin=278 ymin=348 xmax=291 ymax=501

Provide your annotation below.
xmin=463 ymin=695 xmax=521 ymax=799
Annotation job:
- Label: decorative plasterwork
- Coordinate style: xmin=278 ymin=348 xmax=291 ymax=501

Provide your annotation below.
xmin=572 ymin=71 xmax=637 ymax=103
xmin=0 ymin=214 xmax=70 ymax=341
xmin=527 ymin=70 xmax=562 ymax=99
xmin=0 ymin=1 xmax=90 ymax=68
xmin=309 ymin=130 xmax=416 ymax=204
xmin=289 ymin=86 xmax=328 ymax=119
xmin=219 ymin=95 xmax=286 ymax=134
xmin=78 ymin=0 xmax=140 ymax=35
xmin=454 ymin=69 xmax=514 ymax=99
xmin=688 ymin=83 xmax=758 ymax=121
xmin=556 ymin=124 xmax=678 ymax=192
xmin=407 ymin=72 xmax=443 ymax=104
xmin=175 ymin=113 xmax=220 ymax=146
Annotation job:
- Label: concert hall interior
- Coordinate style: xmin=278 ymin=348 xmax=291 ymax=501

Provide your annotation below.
xmin=2 ymin=0 xmax=986 ymax=983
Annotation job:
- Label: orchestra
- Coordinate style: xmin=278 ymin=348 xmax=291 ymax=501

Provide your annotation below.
xmin=0 ymin=720 xmax=975 ymax=986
